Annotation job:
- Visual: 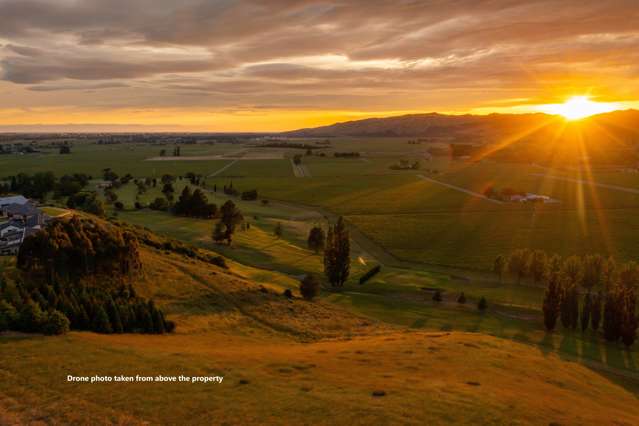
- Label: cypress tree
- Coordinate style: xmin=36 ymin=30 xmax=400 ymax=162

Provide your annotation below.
xmin=478 ymin=297 xmax=488 ymax=312
xmin=543 ymin=271 xmax=562 ymax=331
xmin=323 ymin=217 xmax=350 ymax=288
xmin=107 ymin=299 xmax=124 ymax=333
xmin=560 ymin=281 xmax=573 ymax=329
xmin=591 ymin=291 xmax=603 ymax=331
xmin=581 ymin=292 xmax=592 ymax=331
xmin=603 ymin=287 xmax=621 ymax=342
xmin=93 ymin=306 xmax=113 ymax=334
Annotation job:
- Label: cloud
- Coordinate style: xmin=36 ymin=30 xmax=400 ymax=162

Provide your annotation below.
xmin=0 ymin=0 xmax=638 ymax=118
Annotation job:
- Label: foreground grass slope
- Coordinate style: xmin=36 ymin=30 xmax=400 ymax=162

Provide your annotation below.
xmin=2 ymin=242 xmax=639 ymax=425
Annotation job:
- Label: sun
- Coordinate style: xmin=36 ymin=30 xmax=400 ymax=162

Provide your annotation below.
xmin=541 ymin=96 xmax=619 ymax=120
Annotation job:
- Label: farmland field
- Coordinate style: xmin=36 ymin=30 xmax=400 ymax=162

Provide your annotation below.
xmin=5 ymin=137 xmax=639 ymax=271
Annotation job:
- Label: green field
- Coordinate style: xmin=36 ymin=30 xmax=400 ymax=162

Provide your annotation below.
xmin=6 ymin=137 xmax=639 ymax=272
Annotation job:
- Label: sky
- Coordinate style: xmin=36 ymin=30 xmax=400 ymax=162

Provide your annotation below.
xmin=1 ymin=0 xmax=638 ymax=132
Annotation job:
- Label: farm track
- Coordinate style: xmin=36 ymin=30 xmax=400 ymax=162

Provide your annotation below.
xmin=207 ymin=159 xmax=239 ymax=177
xmin=416 ymin=174 xmax=503 ymax=204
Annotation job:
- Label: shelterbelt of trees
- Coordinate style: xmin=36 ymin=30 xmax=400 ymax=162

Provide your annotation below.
xmin=494 ymin=250 xmax=638 ymax=347
xmin=0 ymin=216 xmax=175 ymax=336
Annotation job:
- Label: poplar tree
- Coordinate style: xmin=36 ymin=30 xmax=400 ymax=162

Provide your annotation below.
xmin=323 ymin=217 xmax=350 ymax=288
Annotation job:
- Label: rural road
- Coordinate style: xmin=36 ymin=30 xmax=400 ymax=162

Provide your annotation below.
xmin=530 ymin=173 xmax=639 ymax=195
xmin=416 ymin=174 xmax=503 ymax=204
xmin=208 ymin=159 xmax=239 ymax=177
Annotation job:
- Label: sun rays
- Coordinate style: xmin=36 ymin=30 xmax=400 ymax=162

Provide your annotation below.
xmin=540 ymin=96 xmax=619 ymax=121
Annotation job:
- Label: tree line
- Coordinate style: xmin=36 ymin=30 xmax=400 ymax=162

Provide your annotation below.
xmin=1 ymin=172 xmax=91 ymax=200
xmin=0 ymin=216 xmax=174 ymax=335
xmin=495 ymin=249 xmax=638 ymax=347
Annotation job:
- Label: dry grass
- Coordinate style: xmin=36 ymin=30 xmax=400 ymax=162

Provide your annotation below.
xmin=1 ymin=246 xmax=638 ymax=425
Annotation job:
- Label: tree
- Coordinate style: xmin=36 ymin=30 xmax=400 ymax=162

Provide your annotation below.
xmin=529 ymin=250 xmax=548 ymax=283
xmin=59 ymin=145 xmax=71 ymax=154
xmin=0 ymin=301 xmax=17 ymax=332
xmin=274 ymin=222 xmax=283 ymax=238
xmin=174 ymin=186 xmax=192 ymax=215
xmin=93 ymin=306 xmax=113 ymax=334
xmin=162 ymin=182 xmax=175 ymax=203
xmin=307 ymin=226 xmax=326 ymax=253
xmin=619 ymin=262 xmax=638 ymax=347
xmin=493 ymin=255 xmax=506 ymax=282
xmin=543 ymin=270 xmax=562 ymax=331
xmin=602 ymin=258 xmax=622 ymax=342
xmin=457 ymin=292 xmax=466 ymax=304
xmin=603 ymin=286 xmax=622 ymax=342
xmin=560 ymin=256 xmax=582 ymax=329
xmin=105 ymin=188 xmax=119 ymax=205
xmin=323 ymin=217 xmax=350 ymax=288
xmin=17 ymin=301 xmax=45 ymax=333
xmin=508 ymin=249 xmax=531 ymax=283
xmin=478 ymin=297 xmax=487 ymax=312
xmin=43 ymin=310 xmax=70 ymax=335
xmin=212 ymin=222 xmax=226 ymax=243
xmin=300 ymin=274 xmax=321 ymax=300
xmin=219 ymin=200 xmax=243 ymax=245
xmin=562 ymin=256 xmax=583 ymax=287
xmin=591 ymin=291 xmax=603 ymax=331
xmin=149 ymin=197 xmax=169 ymax=211
xmin=581 ymin=292 xmax=592 ymax=331
xmin=582 ymin=254 xmax=604 ymax=292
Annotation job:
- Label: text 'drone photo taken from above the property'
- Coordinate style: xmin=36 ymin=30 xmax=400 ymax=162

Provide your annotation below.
xmin=1 ymin=1 xmax=639 ymax=425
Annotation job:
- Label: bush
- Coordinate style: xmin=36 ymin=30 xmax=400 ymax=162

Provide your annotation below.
xmin=241 ymin=189 xmax=258 ymax=201
xmin=432 ymin=290 xmax=442 ymax=302
xmin=283 ymin=289 xmax=293 ymax=299
xmin=164 ymin=320 xmax=176 ymax=333
xmin=149 ymin=197 xmax=169 ymax=211
xmin=43 ymin=310 xmax=70 ymax=335
xmin=0 ymin=301 xmax=17 ymax=332
xmin=134 ymin=201 xmax=143 ymax=210
xmin=17 ymin=301 xmax=45 ymax=332
xmin=359 ymin=265 xmax=381 ymax=284
xmin=478 ymin=297 xmax=487 ymax=311
xmin=114 ymin=201 xmax=124 ymax=210
xmin=300 ymin=274 xmax=320 ymax=300
xmin=457 ymin=292 xmax=466 ymax=304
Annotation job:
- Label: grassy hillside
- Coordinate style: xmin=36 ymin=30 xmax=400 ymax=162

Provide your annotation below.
xmin=2 ymin=242 xmax=639 ymax=425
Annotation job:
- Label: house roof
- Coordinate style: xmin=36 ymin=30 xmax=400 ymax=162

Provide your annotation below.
xmin=2 ymin=203 xmax=39 ymax=216
xmin=0 ymin=219 xmax=24 ymax=232
xmin=0 ymin=195 xmax=29 ymax=206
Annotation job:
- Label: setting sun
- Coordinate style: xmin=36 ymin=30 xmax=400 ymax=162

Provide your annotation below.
xmin=541 ymin=96 xmax=619 ymax=120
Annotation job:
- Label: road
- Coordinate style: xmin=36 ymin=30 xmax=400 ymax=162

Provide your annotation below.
xmin=208 ymin=159 xmax=239 ymax=177
xmin=416 ymin=174 xmax=503 ymax=204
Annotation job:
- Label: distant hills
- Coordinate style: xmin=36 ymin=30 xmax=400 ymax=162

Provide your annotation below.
xmin=284 ymin=110 xmax=639 ymax=140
